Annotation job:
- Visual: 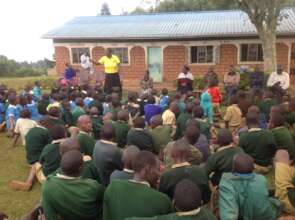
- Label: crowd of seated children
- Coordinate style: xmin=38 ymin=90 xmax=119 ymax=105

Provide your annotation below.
xmin=1 ymin=63 xmax=295 ymax=220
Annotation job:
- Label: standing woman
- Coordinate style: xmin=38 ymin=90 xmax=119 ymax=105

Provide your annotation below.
xmin=177 ymin=65 xmax=193 ymax=94
xmin=91 ymin=49 xmax=121 ymax=95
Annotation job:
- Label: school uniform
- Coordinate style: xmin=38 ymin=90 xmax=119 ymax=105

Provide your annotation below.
xmin=77 ymin=131 xmax=95 ymax=156
xmin=39 ymin=139 xmax=65 ymax=176
xmin=149 ymin=125 xmax=172 ymax=154
xmin=110 ymin=169 xmax=134 ymax=182
xmin=14 ymin=118 xmax=37 ymax=146
xmin=205 ymin=145 xmax=243 ymax=186
xmin=127 ymin=128 xmax=155 ymax=152
xmin=0 ymin=102 xmax=5 ymax=124
xmin=223 ymin=104 xmax=242 ymax=131
xmin=258 ymin=99 xmax=276 ymax=122
xmin=113 ymin=120 xmax=130 ymax=148
xmin=164 ymin=140 xmax=203 ymax=169
xmin=200 ymin=92 xmax=213 ymax=124
xmin=194 ymin=118 xmax=211 ymax=140
xmin=103 ymin=180 xmax=172 ymax=220
xmin=37 ymin=99 xmax=50 ymax=115
xmin=159 ymin=95 xmax=169 ymax=111
xmin=42 ymin=174 xmax=105 ymax=220
xmin=91 ymin=116 xmax=103 ymax=140
xmin=159 ymin=162 xmax=210 ymax=203
xmin=25 ymin=126 xmax=52 ymax=165
xmin=219 ymin=172 xmax=281 ymax=220
xmin=271 ymin=126 xmax=295 ymax=160
xmin=285 ymin=112 xmax=295 ymax=127
xmin=5 ymin=104 xmax=20 ymax=129
xmin=93 ymin=140 xmax=123 ymax=186
xmin=125 ymin=208 xmax=216 ymax=220
xmin=61 ymin=109 xmax=73 ymax=127
xmin=72 ymin=106 xmax=86 ymax=125
xmin=175 ymin=112 xmax=193 ymax=138
xmin=48 ymin=117 xmax=65 ymax=127
xmin=239 ymin=128 xmax=276 ymax=169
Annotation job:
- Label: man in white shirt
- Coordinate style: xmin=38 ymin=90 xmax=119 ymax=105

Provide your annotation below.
xmin=267 ymin=64 xmax=290 ymax=101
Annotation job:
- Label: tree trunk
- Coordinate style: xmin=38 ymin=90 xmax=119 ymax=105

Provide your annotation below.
xmin=259 ymin=30 xmax=277 ymax=74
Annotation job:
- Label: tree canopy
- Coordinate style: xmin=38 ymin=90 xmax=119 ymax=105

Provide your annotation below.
xmin=100 ymin=3 xmax=111 ymax=15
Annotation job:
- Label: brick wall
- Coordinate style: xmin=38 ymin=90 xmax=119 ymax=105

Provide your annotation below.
xmin=55 ymin=46 xmax=70 ymax=74
xmin=54 ymin=42 xmax=292 ymax=88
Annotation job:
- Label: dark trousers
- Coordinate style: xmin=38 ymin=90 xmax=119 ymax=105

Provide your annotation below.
xmin=104 ymin=73 xmax=122 ymax=96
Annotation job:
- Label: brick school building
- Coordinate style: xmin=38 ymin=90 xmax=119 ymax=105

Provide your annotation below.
xmin=44 ymin=8 xmax=295 ymax=89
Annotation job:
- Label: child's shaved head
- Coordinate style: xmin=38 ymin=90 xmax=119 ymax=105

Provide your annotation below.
xmin=233 ymin=153 xmax=254 ymax=174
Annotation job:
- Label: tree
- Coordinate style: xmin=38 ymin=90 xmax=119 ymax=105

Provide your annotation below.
xmin=100 ymin=2 xmax=111 ymax=15
xmin=229 ymin=0 xmax=290 ymax=73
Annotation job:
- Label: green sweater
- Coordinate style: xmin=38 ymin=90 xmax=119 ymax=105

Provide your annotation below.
xmin=77 ymin=132 xmax=95 ymax=156
xmin=193 ymin=118 xmax=211 ymax=140
xmin=25 ymin=126 xmax=51 ymax=164
xmin=205 ymin=146 xmax=243 ymax=186
xmin=219 ymin=172 xmax=281 ymax=220
xmin=39 ymin=142 xmax=61 ymax=176
xmin=258 ymin=99 xmax=276 ymax=121
xmin=91 ymin=116 xmax=103 ymax=140
xmin=42 ymin=175 xmax=105 ymax=220
xmin=271 ymin=126 xmax=295 ymax=160
xmin=103 ymin=180 xmax=172 ymax=220
xmin=285 ymin=112 xmax=295 ymax=127
xmin=125 ymin=208 xmax=216 ymax=220
xmin=127 ymin=129 xmax=155 ymax=152
xmin=113 ymin=120 xmax=130 ymax=148
xmin=159 ymin=164 xmax=210 ymax=204
xmin=72 ymin=106 xmax=86 ymax=125
xmin=239 ymin=129 xmax=276 ymax=166
xmin=175 ymin=112 xmax=193 ymax=139
xmin=149 ymin=125 xmax=172 ymax=154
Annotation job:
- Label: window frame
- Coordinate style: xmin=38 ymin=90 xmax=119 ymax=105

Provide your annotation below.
xmin=108 ymin=47 xmax=130 ymax=65
xmin=70 ymin=47 xmax=91 ymax=64
xmin=188 ymin=45 xmax=216 ymax=65
xmin=239 ymin=43 xmax=264 ymax=64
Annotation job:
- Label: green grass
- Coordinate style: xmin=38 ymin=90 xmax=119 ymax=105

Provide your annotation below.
xmin=0 ymin=75 xmax=57 ymax=92
xmin=0 ymin=133 xmax=41 ymax=219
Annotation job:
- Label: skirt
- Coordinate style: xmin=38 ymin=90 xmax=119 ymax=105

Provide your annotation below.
xmin=104 ymin=73 xmax=121 ymax=94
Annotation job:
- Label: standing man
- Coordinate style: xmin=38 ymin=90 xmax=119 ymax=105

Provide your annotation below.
xmin=224 ymin=65 xmax=240 ymax=102
xmin=80 ymin=53 xmax=92 ymax=87
xmin=92 ymin=49 xmax=121 ymax=95
xmin=267 ymin=64 xmax=290 ymax=102
xmin=204 ymin=66 xmax=219 ymax=87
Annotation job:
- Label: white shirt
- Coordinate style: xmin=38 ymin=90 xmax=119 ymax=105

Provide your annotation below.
xmin=14 ymin=118 xmax=37 ymax=146
xmin=80 ymin=54 xmax=92 ymax=69
xmin=178 ymin=72 xmax=194 ymax=80
xmin=267 ymin=71 xmax=290 ymax=90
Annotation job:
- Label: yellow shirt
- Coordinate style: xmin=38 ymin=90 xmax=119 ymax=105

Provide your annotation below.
xmin=223 ymin=104 xmax=242 ymax=127
xmin=99 ymin=55 xmax=120 ymax=74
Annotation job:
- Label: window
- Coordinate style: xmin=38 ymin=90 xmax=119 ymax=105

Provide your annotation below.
xmin=240 ymin=44 xmax=263 ymax=62
xmin=190 ymin=46 xmax=214 ymax=64
xmin=71 ymin=48 xmax=90 ymax=64
xmin=109 ymin=47 xmax=129 ymax=64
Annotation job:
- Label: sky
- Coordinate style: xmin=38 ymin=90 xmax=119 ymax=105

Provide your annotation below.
xmin=0 ymin=0 xmax=148 ymax=62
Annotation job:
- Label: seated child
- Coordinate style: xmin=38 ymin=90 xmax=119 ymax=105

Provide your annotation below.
xmin=270 ymin=113 xmax=295 ymax=160
xmin=258 ymin=90 xmax=276 ymax=122
xmin=77 ymin=115 xmax=95 ymax=156
xmin=205 ymin=129 xmax=243 ymax=186
xmin=113 ymin=110 xmax=130 ymax=148
xmin=159 ymin=139 xmax=210 ymax=204
xmin=103 ymin=151 xmax=172 ymax=220
xmin=175 ymin=102 xmax=194 ymax=139
xmin=144 ymin=96 xmax=161 ymax=125
xmin=12 ymin=109 xmax=37 ymax=147
xmin=37 ymin=94 xmax=50 ymax=116
xmin=239 ymin=112 xmax=276 ymax=174
xmin=275 ymin=150 xmax=295 ymax=215
xmin=89 ymin=107 xmax=103 ymax=140
xmin=237 ymin=90 xmax=250 ymax=117
xmin=61 ymin=100 xmax=73 ymax=127
xmin=5 ymin=94 xmax=20 ymax=136
xmin=223 ymin=95 xmax=242 ymax=132
xmin=9 ymin=116 xmax=53 ymax=191
xmin=126 ymin=180 xmax=216 ymax=220
xmin=110 ymin=145 xmax=140 ymax=182
xmin=32 ymin=81 xmax=42 ymax=101
xmin=127 ymin=117 xmax=154 ymax=152
xmin=219 ymin=153 xmax=281 ymax=220
xmin=200 ymin=91 xmax=213 ymax=124
xmin=48 ymin=107 xmax=65 ymax=126
xmin=103 ymin=95 xmax=112 ymax=115
xmin=26 ymin=94 xmax=40 ymax=121
xmin=192 ymin=105 xmax=211 ymax=140
xmin=159 ymin=88 xmax=169 ymax=111
xmin=42 ymin=150 xmax=105 ymax=220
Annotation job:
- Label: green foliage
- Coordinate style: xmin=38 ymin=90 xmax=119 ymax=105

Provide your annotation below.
xmin=0 ymin=55 xmax=54 ymax=77
xmin=193 ymin=75 xmax=206 ymax=90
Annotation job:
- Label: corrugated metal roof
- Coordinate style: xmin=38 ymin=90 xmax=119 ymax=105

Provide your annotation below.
xmin=43 ymin=8 xmax=295 ymax=40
